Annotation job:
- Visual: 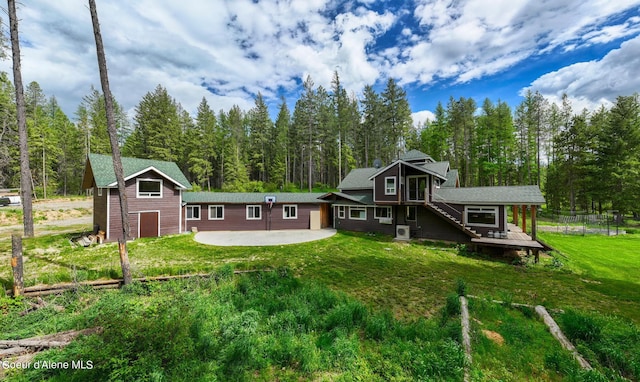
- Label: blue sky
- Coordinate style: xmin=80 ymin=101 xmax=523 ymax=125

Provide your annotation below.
xmin=1 ymin=0 xmax=639 ymax=126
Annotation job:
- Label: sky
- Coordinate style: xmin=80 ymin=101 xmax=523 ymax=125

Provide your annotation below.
xmin=1 ymin=0 xmax=639 ymax=127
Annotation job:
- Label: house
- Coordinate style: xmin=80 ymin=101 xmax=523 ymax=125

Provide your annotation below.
xmin=82 ymin=155 xmax=329 ymax=241
xmin=181 ymin=192 xmax=330 ymax=232
xmin=82 ymin=154 xmax=192 ymax=241
xmin=83 ymin=151 xmax=545 ymax=250
xmin=320 ymin=149 xmax=546 ymax=250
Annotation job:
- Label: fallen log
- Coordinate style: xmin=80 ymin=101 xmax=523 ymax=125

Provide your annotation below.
xmin=18 ymin=270 xmax=272 ymax=297
xmin=0 ymin=347 xmax=28 ymax=357
xmin=0 ymin=327 xmax=103 ymax=351
xmin=535 ymin=305 xmax=592 ymax=370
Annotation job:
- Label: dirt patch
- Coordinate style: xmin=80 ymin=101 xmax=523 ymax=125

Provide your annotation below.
xmin=481 ymin=329 xmax=505 ymax=346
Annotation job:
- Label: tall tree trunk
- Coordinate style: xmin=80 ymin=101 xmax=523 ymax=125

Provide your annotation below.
xmin=8 ymin=0 xmax=34 ymax=237
xmin=89 ymin=0 xmax=132 ymax=285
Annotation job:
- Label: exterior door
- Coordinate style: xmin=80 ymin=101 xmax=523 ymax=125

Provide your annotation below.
xmin=139 ymin=212 xmax=159 ymax=238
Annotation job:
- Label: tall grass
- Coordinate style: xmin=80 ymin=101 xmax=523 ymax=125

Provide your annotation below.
xmin=5 ymin=268 xmax=464 ymax=381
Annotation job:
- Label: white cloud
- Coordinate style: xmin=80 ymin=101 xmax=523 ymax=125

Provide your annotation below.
xmin=522 ymin=35 xmax=640 ymax=111
xmin=0 ymin=0 xmax=639 ymax=122
xmin=412 ymin=110 xmax=435 ymax=127
xmin=392 ymin=0 xmax=640 ymax=87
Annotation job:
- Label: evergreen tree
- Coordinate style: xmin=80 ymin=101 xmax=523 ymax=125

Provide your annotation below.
xmin=126 ymin=84 xmax=182 ymax=161
xmin=0 ymin=72 xmax=17 ymax=187
xmin=75 ymin=86 xmax=129 ymax=155
xmin=380 ymin=78 xmax=413 ymax=162
xmin=597 ymin=94 xmax=640 ymax=215
xmin=420 ymin=102 xmax=449 ymax=162
xmin=271 ymin=98 xmax=291 ymax=187
xmin=358 ymin=84 xmax=382 ymax=166
xmin=247 ymin=93 xmax=272 ymax=183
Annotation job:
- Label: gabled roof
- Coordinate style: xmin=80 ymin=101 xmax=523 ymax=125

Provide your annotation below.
xmin=421 ymin=161 xmax=450 ymax=178
xmin=369 ymin=160 xmax=448 ymax=182
xmin=433 ymin=185 xmax=545 ymax=205
xmin=83 ymin=154 xmax=191 ymax=190
xmin=182 ymin=192 xmax=327 ymax=204
xmin=441 ymin=169 xmax=459 ymax=188
xmin=318 ymin=191 xmax=373 ymax=205
xmin=337 ymin=168 xmax=378 ymax=190
xmin=398 ymin=149 xmax=434 ymax=163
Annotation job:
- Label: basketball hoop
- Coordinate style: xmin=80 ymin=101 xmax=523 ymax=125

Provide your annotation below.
xmin=265 ymin=195 xmax=276 ymax=210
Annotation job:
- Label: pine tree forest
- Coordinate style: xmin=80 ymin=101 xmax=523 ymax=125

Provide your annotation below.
xmin=1 ymin=71 xmax=639 ymax=215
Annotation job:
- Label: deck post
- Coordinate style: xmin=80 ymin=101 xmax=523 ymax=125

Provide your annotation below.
xmin=521 ymin=205 xmax=527 ymax=233
xmin=531 ymin=205 xmax=537 ymax=240
xmin=512 ymin=205 xmax=519 ymax=226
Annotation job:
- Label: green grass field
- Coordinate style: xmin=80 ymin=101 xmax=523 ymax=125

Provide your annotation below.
xmin=1 ymin=229 xmax=639 ymax=380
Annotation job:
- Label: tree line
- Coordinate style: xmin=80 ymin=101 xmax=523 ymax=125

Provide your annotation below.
xmin=0 ymin=70 xmax=638 ymax=214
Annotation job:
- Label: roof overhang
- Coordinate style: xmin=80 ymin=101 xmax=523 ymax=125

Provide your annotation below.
xmin=433 ymin=185 xmax=546 ymax=205
xmin=368 ymin=160 xmax=448 ymax=181
xmin=105 ymin=166 xmax=190 ymax=190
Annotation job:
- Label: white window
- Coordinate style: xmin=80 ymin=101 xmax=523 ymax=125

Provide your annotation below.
xmin=385 ymin=177 xmax=396 ymax=195
xmin=375 ymin=206 xmax=392 ymax=219
xmin=406 ymin=206 xmax=417 ymax=221
xmin=283 ymin=205 xmax=298 ymax=219
xmin=208 ymin=205 xmax=224 ymax=220
xmin=137 ymin=179 xmax=162 ymax=198
xmin=186 ymin=205 xmax=201 ymax=220
xmin=465 ymin=206 xmax=499 ymax=228
xmin=97 ymin=187 xmax=103 ymax=197
xmin=246 ymin=205 xmax=262 ymax=220
xmin=349 ymin=207 xmax=366 ymax=220
xmin=338 ymin=205 xmax=345 ymax=219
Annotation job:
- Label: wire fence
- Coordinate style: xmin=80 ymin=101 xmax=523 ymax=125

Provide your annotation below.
xmin=539 ymin=211 xmax=625 ymax=236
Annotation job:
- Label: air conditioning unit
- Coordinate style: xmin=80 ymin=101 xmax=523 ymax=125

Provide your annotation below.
xmin=396 ymin=225 xmax=410 ymax=240
xmin=379 ymin=218 xmax=393 ymax=225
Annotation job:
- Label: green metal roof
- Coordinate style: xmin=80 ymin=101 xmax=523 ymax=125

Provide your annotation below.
xmin=182 ymin=192 xmax=327 ymax=204
xmin=86 ymin=154 xmax=191 ymax=189
xmin=337 ymin=167 xmax=377 ymax=190
xmin=433 ymin=185 xmax=545 ymax=205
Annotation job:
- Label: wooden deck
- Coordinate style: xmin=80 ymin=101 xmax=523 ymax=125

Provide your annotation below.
xmin=471 ymin=224 xmax=544 ymax=249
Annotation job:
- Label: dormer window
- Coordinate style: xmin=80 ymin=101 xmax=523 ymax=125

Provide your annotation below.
xmin=385 ymin=177 xmax=396 ymax=195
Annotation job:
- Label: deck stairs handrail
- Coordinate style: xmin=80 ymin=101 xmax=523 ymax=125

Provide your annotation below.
xmin=425 ymin=198 xmax=479 ymax=238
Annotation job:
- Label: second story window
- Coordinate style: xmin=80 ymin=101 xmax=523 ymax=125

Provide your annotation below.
xmin=385 ymin=177 xmax=396 ymax=195
xmin=137 ymin=179 xmax=162 ymax=198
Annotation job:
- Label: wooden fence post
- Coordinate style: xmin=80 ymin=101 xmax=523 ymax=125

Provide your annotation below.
xmin=11 ymin=234 xmax=24 ymax=297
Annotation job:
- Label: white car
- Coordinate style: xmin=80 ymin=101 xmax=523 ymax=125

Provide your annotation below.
xmin=0 ymin=195 xmax=21 ymax=206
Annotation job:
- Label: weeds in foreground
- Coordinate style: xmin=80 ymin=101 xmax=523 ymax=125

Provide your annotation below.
xmin=4 ymin=268 xmax=464 ymax=381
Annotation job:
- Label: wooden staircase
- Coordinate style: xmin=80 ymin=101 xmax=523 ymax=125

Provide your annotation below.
xmin=425 ymin=201 xmax=480 ymax=238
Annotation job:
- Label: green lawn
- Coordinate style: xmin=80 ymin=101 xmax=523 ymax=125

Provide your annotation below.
xmin=2 ymin=230 xmax=639 ymax=322
xmin=2 ymin=230 xmax=639 ymax=380
xmin=538 ymin=232 xmax=639 ymax=284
